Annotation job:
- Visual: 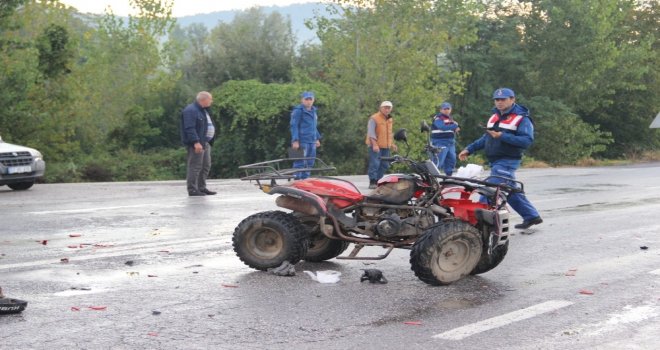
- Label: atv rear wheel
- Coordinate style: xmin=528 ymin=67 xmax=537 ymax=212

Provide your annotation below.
xmin=294 ymin=214 xmax=349 ymax=262
xmin=410 ymin=221 xmax=483 ymax=286
xmin=232 ymin=211 xmax=309 ymax=270
xmin=471 ymin=239 xmax=509 ymax=275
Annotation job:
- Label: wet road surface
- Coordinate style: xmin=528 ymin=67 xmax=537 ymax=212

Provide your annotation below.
xmin=1 ymin=163 xmax=660 ymax=349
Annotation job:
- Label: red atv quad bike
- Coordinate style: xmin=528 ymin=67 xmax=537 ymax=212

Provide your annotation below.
xmin=233 ymin=124 xmax=523 ymax=285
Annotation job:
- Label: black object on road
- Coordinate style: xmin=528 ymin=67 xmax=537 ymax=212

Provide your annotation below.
xmin=268 ymin=261 xmax=296 ymax=276
xmin=360 ymin=269 xmax=388 ymax=284
xmin=0 ymin=287 xmax=28 ymax=315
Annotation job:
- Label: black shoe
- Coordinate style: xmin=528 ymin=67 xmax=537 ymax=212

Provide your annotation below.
xmin=368 ymin=181 xmax=377 ymax=189
xmin=188 ymin=191 xmax=206 ymax=196
xmin=200 ymin=189 xmax=217 ymax=195
xmin=514 ymin=217 xmax=543 ymax=229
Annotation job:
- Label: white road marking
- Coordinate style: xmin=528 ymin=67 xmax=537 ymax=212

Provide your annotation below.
xmin=433 ymin=300 xmax=574 ymax=340
xmin=0 ymin=237 xmax=225 ymax=270
xmin=582 ymin=304 xmax=659 ymax=336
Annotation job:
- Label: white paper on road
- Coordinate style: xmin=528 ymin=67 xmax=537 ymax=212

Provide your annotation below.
xmin=303 ymin=270 xmax=341 ymax=283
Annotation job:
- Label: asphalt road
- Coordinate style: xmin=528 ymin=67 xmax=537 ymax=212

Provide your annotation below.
xmin=1 ymin=163 xmax=660 ymax=349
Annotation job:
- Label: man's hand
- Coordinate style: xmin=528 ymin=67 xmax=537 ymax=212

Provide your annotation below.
xmin=194 ymin=142 xmax=203 ymax=154
xmin=372 ymin=144 xmax=380 ymax=152
xmin=292 ymin=141 xmax=300 ymax=150
xmin=392 ymin=144 xmax=398 ymax=152
xmin=486 ymin=129 xmax=502 ymax=138
xmin=458 ymin=149 xmax=469 ymax=161
xmin=315 ymin=140 xmax=321 ymax=147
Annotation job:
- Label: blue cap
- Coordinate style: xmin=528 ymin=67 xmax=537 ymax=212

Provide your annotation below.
xmin=439 ymin=102 xmax=452 ymax=109
xmin=493 ymin=88 xmax=515 ymax=99
xmin=301 ymin=91 xmax=315 ymax=99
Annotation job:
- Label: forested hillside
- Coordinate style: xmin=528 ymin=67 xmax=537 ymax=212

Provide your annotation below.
xmin=1 ymin=0 xmax=658 ymax=182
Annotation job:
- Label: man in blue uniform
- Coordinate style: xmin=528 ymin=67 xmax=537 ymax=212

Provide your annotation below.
xmin=458 ymin=88 xmax=542 ymax=229
xmin=430 ymin=102 xmax=459 ymax=176
xmin=290 ymin=91 xmax=321 ymax=179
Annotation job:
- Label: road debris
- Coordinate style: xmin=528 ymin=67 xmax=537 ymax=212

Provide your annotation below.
xmin=267 ymin=261 xmax=296 ymax=276
xmin=303 ymin=270 xmax=341 ymax=283
xmin=579 ymin=289 xmax=594 ymax=295
xmin=403 ymin=321 xmax=422 ymax=326
xmin=360 ymin=269 xmax=388 ymax=284
xmin=565 ymin=269 xmax=578 ymax=276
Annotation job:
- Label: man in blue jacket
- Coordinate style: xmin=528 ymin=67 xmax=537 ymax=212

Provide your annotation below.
xmin=458 ymin=88 xmax=542 ymax=229
xmin=290 ymin=91 xmax=321 ymax=180
xmin=431 ymin=102 xmax=460 ymax=176
xmin=180 ymin=91 xmax=216 ymax=196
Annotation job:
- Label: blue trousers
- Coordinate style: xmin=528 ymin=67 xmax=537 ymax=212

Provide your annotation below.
xmin=431 ymin=139 xmax=456 ymax=176
xmin=292 ymin=143 xmax=316 ymax=179
xmin=367 ymin=147 xmax=391 ymax=182
xmin=485 ymin=159 xmax=540 ymax=221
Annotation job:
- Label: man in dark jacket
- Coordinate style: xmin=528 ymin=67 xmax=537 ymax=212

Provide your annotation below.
xmin=181 ymin=91 xmax=216 ymax=196
xmin=458 ymin=88 xmax=542 ymax=229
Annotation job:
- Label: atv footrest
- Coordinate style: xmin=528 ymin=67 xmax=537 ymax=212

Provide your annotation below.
xmin=336 ymin=243 xmax=394 ymax=260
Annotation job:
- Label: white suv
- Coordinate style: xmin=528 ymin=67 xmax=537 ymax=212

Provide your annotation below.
xmin=0 ymin=136 xmax=46 ymax=190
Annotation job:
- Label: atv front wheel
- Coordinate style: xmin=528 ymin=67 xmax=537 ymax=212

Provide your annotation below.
xmin=232 ymin=211 xmax=309 ymax=270
xmin=471 ymin=239 xmax=509 ymax=275
xmin=410 ymin=221 xmax=483 ymax=286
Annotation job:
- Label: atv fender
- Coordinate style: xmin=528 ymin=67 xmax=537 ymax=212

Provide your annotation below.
xmin=271 ymin=186 xmax=328 ymax=217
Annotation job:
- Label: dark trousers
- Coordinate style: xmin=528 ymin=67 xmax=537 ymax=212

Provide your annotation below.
xmin=367 ymin=146 xmax=391 ymax=182
xmin=186 ymin=143 xmax=211 ymax=193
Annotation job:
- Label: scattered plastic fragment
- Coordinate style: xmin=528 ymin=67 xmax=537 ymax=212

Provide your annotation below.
xmin=88 ymin=306 xmax=107 ymax=311
xmin=69 ymin=234 xmax=82 ymax=238
xmin=67 ymin=245 xmax=79 ymax=249
xmin=157 ymin=250 xmax=170 ymax=253
xmin=360 ymin=269 xmax=388 ymax=284
xmin=147 ymin=274 xmax=158 ymax=278
xmin=221 ymin=284 xmax=238 ymax=288
xmin=71 ymin=306 xmax=80 ymax=311
xmin=152 ymin=310 xmax=161 ymax=315
xmin=39 ymin=240 xmax=48 ymax=245
xmin=579 ymin=289 xmax=594 ymax=295
xmin=404 ymin=321 xmax=422 ymax=326
xmin=565 ymin=269 xmax=577 ymax=276
xmin=303 ymin=270 xmax=341 ymax=283
xmin=147 ymin=332 xmax=158 ymax=336
xmin=127 ymin=272 xmax=140 ymax=277
xmin=640 ymin=246 xmax=648 ymax=250
xmin=185 ymin=264 xmax=203 ymax=268
xmin=60 ymin=258 xmax=69 ymax=263
xmin=125 ymin=260 xmax=134 ymax=266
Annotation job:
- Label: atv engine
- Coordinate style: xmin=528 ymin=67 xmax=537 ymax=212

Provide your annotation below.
xmin=359 ymin=207 xmax=434 ymax=238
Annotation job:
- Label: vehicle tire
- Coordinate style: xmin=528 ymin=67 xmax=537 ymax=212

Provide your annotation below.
xmin=410 ymin=221 xmax=482 ymax=286
xmin=8 ymin=182 xmax=34 ymax=190
xmin=294 ymin=214 xmax=349 ymax=262
xmin=232 ymin=211 xmax=309 ymax=270
xmin=471 ymin=240 xmax=509 ymax=275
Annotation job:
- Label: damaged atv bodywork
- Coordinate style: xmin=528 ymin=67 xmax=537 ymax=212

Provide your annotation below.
xmin=233 ymin=130 xmax=520 ymax=286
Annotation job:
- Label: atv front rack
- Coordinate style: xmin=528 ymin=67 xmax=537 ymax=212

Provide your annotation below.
xmin=239 ymin=157 xmax=336 ymax=189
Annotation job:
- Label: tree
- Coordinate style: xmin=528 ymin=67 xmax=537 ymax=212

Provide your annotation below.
xmin=204 ymin=8 xmax=295 ymax=86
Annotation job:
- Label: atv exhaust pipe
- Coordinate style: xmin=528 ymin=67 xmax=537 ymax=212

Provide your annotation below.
xmin=275 ymin=195 xmax=319 ymax=216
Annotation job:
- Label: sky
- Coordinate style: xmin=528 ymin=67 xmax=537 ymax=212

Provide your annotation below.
xmin=58 ymin=0 xmax=321 ymax=17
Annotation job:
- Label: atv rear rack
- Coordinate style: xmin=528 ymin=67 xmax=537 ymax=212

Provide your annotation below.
xmin=239 ymin=157 xmax=336 ymax=188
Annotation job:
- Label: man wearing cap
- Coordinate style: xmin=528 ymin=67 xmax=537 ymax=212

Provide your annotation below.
xmin=290 ymin=91 xmax=321 ymax=179
xmin=366 ymin=101 xmax=397 ymax=189
xmin=431 ymin=102 xmax=460 ymax=176
xmin=458 ymin=88 xmax=543 ymax=229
